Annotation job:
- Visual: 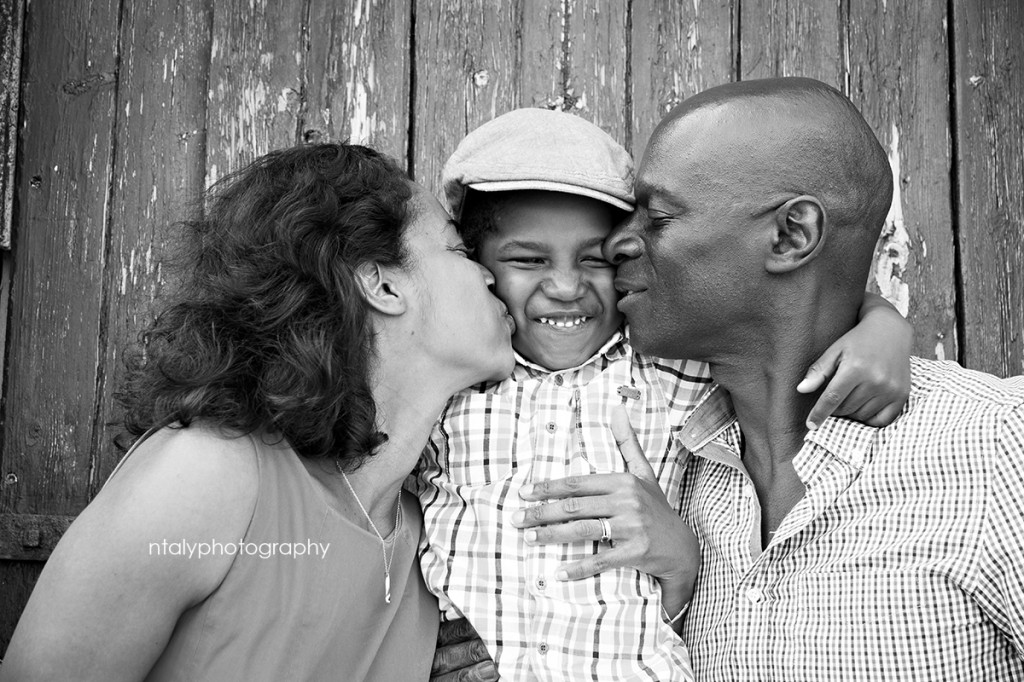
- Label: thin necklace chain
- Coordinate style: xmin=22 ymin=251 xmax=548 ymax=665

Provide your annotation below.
xmin=339 ymin=467 xmax=402 ymax=604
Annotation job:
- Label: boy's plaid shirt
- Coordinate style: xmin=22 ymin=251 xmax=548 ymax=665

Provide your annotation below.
xmin=678 ymin=357 xmax=1024 ymax=681
xmin=412 ymin=330 xmax=713 ymax=681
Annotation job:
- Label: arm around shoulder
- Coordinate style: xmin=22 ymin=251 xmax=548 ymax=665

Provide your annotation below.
xmin=0 ymin=425 xmax=260 ymax=682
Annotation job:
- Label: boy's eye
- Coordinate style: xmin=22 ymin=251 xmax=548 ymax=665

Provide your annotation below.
xmin=582 ymin=256 xmax=613 ymax=268
xmin=506 ymin=256 xmax=545 ymax=266
xmin=451 ymin=245 xmax=475 ymax=257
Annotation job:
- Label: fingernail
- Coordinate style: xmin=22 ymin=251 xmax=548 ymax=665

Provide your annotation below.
xmin=519 ymin=484 xmax=533 ymax=498
xmin=796 ymin=378 xmax=814 ymax=392
xmin=479 ymin=663 xmax=500 ymax=681
xmin=525 ymin=530 xmax=537 ymax=543
xmin=555 ymin=569 xmax=568 ymax=581
xmin=512 ymin=511 xmax=525 ymax=524
xmin=806 ymin=420 xmax=819 ymax=431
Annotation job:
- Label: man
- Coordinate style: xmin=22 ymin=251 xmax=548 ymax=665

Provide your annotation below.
xmin=601 ymin=77 xmax=1024 ymax=680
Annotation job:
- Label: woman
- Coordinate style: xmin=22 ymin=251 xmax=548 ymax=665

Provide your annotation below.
xmin=2 ymin=144 xmax=515 ymax=680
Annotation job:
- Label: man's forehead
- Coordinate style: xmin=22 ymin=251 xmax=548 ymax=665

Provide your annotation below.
xmin=635 ymin=121 xmax=713 ymax=201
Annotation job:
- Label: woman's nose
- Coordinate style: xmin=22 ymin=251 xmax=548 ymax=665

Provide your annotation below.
xmin=477 ymin=261 xmax=496 ymax=287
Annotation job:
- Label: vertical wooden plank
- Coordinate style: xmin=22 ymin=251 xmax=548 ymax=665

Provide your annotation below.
xmin=0 ymin=0 xmax=24 ymax=415
xmin=521 ymin=0 xmax=629 ymax=141
xmin=520 ymin=0 xmax=630 ymax=147
xmin=412 ymin=0 xmax=521 ymax=196
xmin=520 ymin=0 xmax=564 ymax=110
xmin=1 ymin=0 xmax=24 ymax=250
xmin=205 ymin=0 xmax=306 ymax=185
xmin=848 ymin=1 xmax=958 ymax=361
xmin=0 ymin=0 xmax=120 ymax=515
xmin=564 ymin=0 xmax=629 ymax=141
xmin=0 ymin=1 xmax=27 ymax=653
xmin=630 ymin=0 xmax=735 ymax=160
xmin=953 ymin=0 xmax=1024 ymax=377
xmin=740 ymin=0 xmax=842 ymax=86
xmin=303 ymin=0 xmax=411 ymax=164
xmin=92 ymin=0 xmax=214 ymax=493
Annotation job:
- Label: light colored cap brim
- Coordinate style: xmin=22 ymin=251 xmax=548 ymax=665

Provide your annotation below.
xmin=467 ymin=180 xmax=634 ymax=213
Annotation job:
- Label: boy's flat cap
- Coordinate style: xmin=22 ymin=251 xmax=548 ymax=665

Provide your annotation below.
xmin=442 ymin=108 xmax=635 ymax=218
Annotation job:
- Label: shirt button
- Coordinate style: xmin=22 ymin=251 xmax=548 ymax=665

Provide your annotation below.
xmin=741 ymin=486 xmax=754 ymax=499
xmin=546 ymin=422 xmax=557 ymax=434
xmin=554 ymin=374 xmax=563 ymax=386
xmin=538 ymin=643 xmax=549 ymax=654
xmin=745 ymin=587 xmax=764 ymax=604
xmin=537 ymin=577 xmax=547 ymax=590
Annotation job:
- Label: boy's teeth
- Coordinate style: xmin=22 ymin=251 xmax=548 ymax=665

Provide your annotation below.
xmin=538 ymin=316 xmax=588 ymax=328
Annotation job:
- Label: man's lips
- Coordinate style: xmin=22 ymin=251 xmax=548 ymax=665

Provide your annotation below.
xmin=613 ymin=278 xmax=647 ymax=296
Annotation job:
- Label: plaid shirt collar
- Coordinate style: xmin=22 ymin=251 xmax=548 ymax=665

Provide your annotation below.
xmin=677 ymin=382 xmax=884 ymax=486
xmin=511 ymin=329 xmax=629 ymax=380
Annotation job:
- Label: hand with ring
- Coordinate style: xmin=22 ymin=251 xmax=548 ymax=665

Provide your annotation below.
xmin=511 ymin=404 xmax=701 ymax=624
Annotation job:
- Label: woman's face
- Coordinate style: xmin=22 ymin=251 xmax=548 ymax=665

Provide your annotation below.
xmin=402 ymin=185 xmax=516 ymax=385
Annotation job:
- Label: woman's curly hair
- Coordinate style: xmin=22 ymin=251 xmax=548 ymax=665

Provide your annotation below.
xmin=118 ymin=143 xmax=413 ymax=471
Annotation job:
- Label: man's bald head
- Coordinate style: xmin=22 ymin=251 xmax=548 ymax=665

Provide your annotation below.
xmin=652 ymin=77 xmax=893 ymax=269
xmin=609 ymin=78 xmax=894 ymax=362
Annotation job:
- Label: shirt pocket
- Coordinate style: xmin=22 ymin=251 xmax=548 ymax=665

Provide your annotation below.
xmin=440 ymin=392 xmax=519 ymax=487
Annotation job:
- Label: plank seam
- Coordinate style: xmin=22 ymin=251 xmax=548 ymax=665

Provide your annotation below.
xmin=624 ymin=0 xmax=633 ymax=151
xmin=733 ymin=0 xmax=741 ymax=81
xmin=297 ymin=0 xmax=312 ymax=147
xmin=88 ymin=0 xmax=128 ymax=501
xmin=407 ymin=0 xmax=417 ymax=179
xmin=946 ymin=0 xmax=967 ymax=367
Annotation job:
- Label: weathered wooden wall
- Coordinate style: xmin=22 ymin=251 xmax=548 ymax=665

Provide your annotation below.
xmin=0 ymin=0 xmax=1021 ymax=652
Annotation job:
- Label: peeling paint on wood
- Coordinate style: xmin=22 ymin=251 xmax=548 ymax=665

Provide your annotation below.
xmin=206 ymin=0 xmax=305 ymax=185
xmin=630 ymin=0 xmax=733 ymax=160
xmin=413 ymin=0 xmax=520 ymax=196
xmin=1 ymin=0 xmax=24 ymax=251
xmin=93 ymin=0 xmax=214 ymax=496
xmin=845 ymin=0 xmax=957 ymax=363
xmin=304 ymin=0 xmax=411 ymax=164
xmin=742 ymin=0 xmax=842 ymax=84
xmin=874 ymin=122 xmax=911 ymax=317
xmin=1 ymin=0 xmax=121 ymax=517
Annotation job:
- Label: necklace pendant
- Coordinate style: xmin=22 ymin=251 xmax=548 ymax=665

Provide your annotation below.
xmin=384 ymin=574 xmax=391 ymax=604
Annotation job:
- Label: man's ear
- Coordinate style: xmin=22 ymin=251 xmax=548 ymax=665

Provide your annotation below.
xmin=355 ymin=262 xmax=407 ymax=316
xmin=766 ymin=196 xmax=825 ymax=273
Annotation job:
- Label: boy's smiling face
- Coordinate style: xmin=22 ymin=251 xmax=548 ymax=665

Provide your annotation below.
xmin=476 ymin=191 xmax=624 ymax=371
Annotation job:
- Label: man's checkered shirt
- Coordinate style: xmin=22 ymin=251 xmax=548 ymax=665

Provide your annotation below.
xmin=412 ymin=331 xmax=712 ymax=681
xmin=678 ymin=357 xmax=1024 ymax=681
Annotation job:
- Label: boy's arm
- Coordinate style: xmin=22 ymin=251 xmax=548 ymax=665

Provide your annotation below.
xmin=798 ymin=291 xmax=913 ymax=429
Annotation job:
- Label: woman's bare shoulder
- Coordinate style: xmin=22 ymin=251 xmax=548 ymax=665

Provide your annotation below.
xmin=0 ymin=424 xmax=263 ymax=681
xmin=106 ymin=423 xmax=260 ymax=508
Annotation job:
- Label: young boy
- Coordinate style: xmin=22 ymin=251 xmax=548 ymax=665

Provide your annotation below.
xmin=413 ymin=108 xmax=910 ymax=681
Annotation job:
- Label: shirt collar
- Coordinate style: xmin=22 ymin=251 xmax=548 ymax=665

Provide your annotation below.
xmin=677 ymin=382 xmax=881 ymax=482
xmin=512 ymin=329 xmax=627 ymax=378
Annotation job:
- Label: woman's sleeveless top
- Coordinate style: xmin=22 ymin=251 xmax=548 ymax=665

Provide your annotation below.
xmin=115 ymin=428 xmax=439 ymax=681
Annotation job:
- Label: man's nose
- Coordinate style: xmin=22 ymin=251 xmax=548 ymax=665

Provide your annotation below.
xmin=604 ymin=211 xmax=643 ymax=265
